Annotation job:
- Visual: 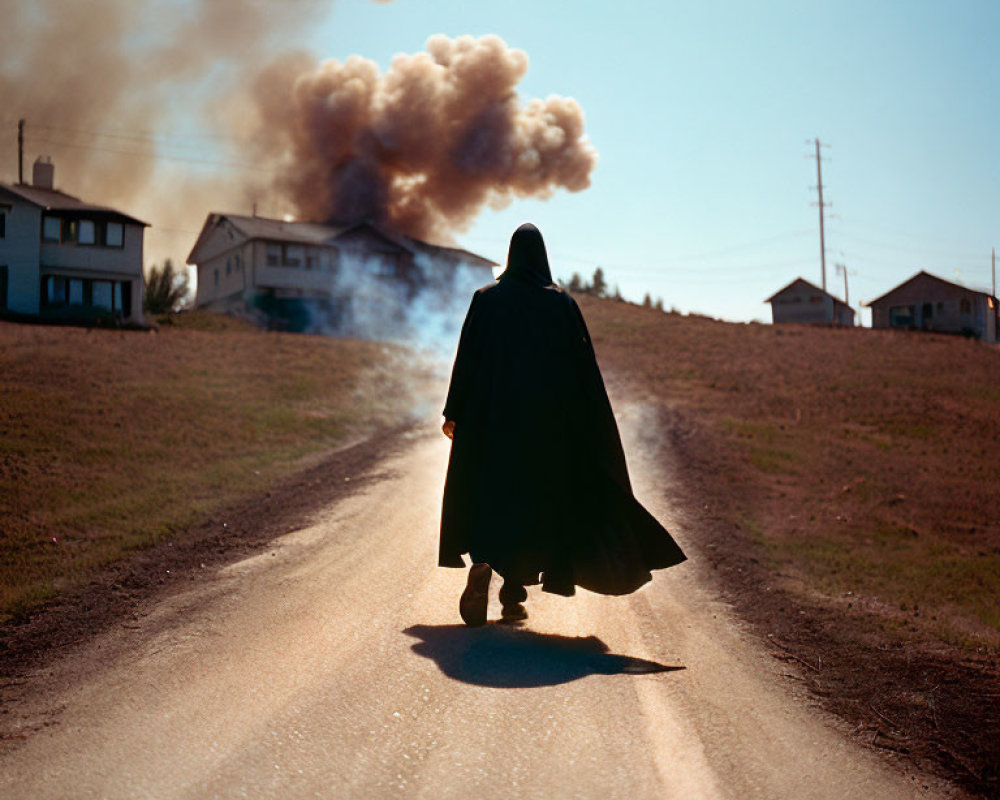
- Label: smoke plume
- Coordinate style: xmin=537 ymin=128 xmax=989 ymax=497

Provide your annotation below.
xmin=246 ymin=35 xmax=598 ymax=242
xmin=0 ymin=1 xmax=329 ymax=195
xmin=1 ymin=5 xmax=596 ymax=263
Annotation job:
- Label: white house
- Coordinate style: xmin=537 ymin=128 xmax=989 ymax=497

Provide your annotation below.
xmin=765 ymin=277 xmax=855 ymax=327
xmin=187 ymin=213 xmax=496 ymax=333
xmin=0 ymin=158 xmax=148 ymax=324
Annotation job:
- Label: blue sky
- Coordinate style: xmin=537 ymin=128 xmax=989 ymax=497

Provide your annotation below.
xmin=294 ymin=0 xmax=997 ymax=323
xmin=8 ymin=0 xmax=993 ymax=323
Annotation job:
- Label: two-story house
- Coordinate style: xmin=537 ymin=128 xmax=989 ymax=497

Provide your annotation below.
xmin=0 ymin=158 xmax=148 ymax=323
xmin=187 ymin=213 xmax=496 ymax=333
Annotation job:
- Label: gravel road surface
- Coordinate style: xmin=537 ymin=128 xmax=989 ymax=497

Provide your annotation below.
xmin=0 ymin=416 xmax=948 ymax=799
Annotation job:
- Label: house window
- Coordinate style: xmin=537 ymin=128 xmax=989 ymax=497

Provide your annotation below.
xmin=105 ymin=222 xmax=124 ymax=247
xmin=266 ymin=243 xmax=281 ymax=267
xmin=0 ymin=209 xmax=6 ymax=239
xmin=78 ymin=220 xmax=96 ymax=245
xmin=64 ymin=220 xmax=79 ymax=242
xmin=889 ymin=305 xmax=915 ymax=327
xmin=49 ymin=276 xmax=68 ymax=305
xmin=235 ymin=253 xmax=242 ymax=272
xmin=922 ymin=302 xmax=933 ymax=320
xmin=43 ymin=215 xmax=61 ymax=241
xmin=69 ymin=279 xmax=84 ymax=304
xmin=283 ymin=245 xmax=303 ymax=267
xmin=960 ymin=298 xmax=971 ymax=314
xmin=92 ymin=281 xmax=112 ymax=310
xmin=226 ymin=257 xmax=232 ymax=276
xmin=0 ymin=266 xmax=8 ymax=311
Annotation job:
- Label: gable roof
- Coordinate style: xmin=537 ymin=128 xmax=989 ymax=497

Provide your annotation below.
xmin=865 ymin=270 xmax=998 ymax=307
xmin=0 ymin=182 xmax=148 ymax=226
xmin=765 ymin=277 xmax=853 ymax=312
xmin=187 ymin=213 xmax=498 ymax=267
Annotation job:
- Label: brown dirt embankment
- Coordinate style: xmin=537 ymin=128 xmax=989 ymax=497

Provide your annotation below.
xmin=579 ymin=295 xmax=999 ymax=798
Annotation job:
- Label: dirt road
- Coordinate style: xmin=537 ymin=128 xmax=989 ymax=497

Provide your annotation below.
xmin=0 ymin=412 xmax=954 ymax=799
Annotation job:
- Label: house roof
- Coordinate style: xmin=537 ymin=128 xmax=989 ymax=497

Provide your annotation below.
xmin=764 ymin=276 xmax=854 ymax=313
xmin=223 ymin=214 xmax=348 ymax=245
xmin=187 ymin=213 xmax=498 ymax=267
xmin=0 ymin=182 xmax=149 ymax=226
xmin=865 ymin=270 xmax=998 ymax=307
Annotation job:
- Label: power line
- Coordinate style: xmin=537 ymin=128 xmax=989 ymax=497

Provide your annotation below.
xmin=27 ymin=135 xmax=278 ymax=173
xmin=28 ymin=122 xmax=234 ymax=144
xmin=831 ymin=229 xmax=986 ymax=261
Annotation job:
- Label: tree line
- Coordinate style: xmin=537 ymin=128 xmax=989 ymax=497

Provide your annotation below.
xmin=562 ymin=267 xmax=665 ymax=311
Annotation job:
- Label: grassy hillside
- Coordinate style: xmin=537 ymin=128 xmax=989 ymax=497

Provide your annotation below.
xmin=0 ymin=317 xmax=422 ymax=620
xmin=579 ymin=295 xmax=1000 ymax=657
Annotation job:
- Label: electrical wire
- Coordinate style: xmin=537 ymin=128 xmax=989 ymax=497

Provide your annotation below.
xmin=28 ymin=136 xmax=278 ymax=173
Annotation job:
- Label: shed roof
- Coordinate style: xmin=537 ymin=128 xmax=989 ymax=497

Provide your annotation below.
xmin=764 ymin=277 xmax=853 ymax=312
xmin=865 ymin=270 xmax=998 ymax=307
xmin=0 ymin=182 xmax=149 ymax=226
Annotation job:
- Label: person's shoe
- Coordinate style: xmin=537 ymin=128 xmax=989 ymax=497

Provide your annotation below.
xmin=499 ymin=602 xmax=528 ymax=624
xmin=459 ymin=563 xmax=492 ymax=627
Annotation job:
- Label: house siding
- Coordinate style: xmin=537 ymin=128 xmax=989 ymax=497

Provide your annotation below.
xmin=768 ymin=279 xmax=854 ymax=326
xmin=870 ymin=273 xmax=998 ymax=342
xmin=197 ymin=242 xmax=253 ymax=308
xmin=0 ymin=197 xmax=42 ymax=314
xmin=39 ymin=221 xmax=143 ymax=276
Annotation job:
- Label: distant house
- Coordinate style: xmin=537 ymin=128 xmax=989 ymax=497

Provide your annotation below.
xmin=186 ymin=213 xmax=496 ymax=332
xmin=765 ymin=277 xmax=855 ymax=327
xmin=866 ymin=271 xmax=999 ymax=342
xmin=0 ymin=158 xmax=147 ymax=324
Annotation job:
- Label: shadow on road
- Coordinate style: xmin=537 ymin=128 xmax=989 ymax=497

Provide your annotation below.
xmin=403 ymin=624 xmax=685 ymax=688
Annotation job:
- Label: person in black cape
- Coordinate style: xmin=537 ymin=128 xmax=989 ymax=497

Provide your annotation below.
xmin=440 ymin=223 xmax=686 ymax=626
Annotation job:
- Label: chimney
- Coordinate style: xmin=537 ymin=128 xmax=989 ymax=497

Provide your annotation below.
xmin=33 ymin=156 xmax=54 ymax=190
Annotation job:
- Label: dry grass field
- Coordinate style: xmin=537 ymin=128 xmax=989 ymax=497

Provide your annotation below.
xmin=579 ymin=295 xmax=1000 ymax=656
xmin=578 ymin=295 xmax=999 ymax=793
xmin=0 ymin=314 xmax=422 ymax=620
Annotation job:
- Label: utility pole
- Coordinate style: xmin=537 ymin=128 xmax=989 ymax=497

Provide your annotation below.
xmin=17 ymin=118 xmax=24 ymax=184
xmin=836 ymin=262 xmax=850 ymax=306
xmin=808 ymin=138 xmax=831 ymax=292
xmin=993 ymin=247 xmax=996 ymax=298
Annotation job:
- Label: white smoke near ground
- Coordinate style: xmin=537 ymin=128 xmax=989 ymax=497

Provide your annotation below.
xmin=310 ymin=252 xmax=489 ymax=355
xmin=336 ymin=254 xmax=492 ymax=418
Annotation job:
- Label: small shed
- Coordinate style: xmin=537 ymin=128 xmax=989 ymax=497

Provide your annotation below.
xmin=866 ymin=271 xmax=998 ymax=342
xmin=765 ymin=277 xmax=855 ymax=327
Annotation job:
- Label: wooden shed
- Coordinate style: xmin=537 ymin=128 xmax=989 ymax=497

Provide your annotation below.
xmin=765 ymin=277 xmax=855 ymax=327
xmin=866 ymin=271 xmax=998 ymax=342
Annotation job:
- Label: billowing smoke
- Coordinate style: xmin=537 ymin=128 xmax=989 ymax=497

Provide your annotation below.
xmin=0 ymin=1 xmax=330 ymax=198
xmin=0 ymin=0 xmax=338 ymax=269
xmin=246 ymin=35 xmax=598 ymax=242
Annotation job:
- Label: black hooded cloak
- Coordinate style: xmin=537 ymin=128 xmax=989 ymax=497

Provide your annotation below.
xmin=439 ymin=223 xmax=686 ymax=596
